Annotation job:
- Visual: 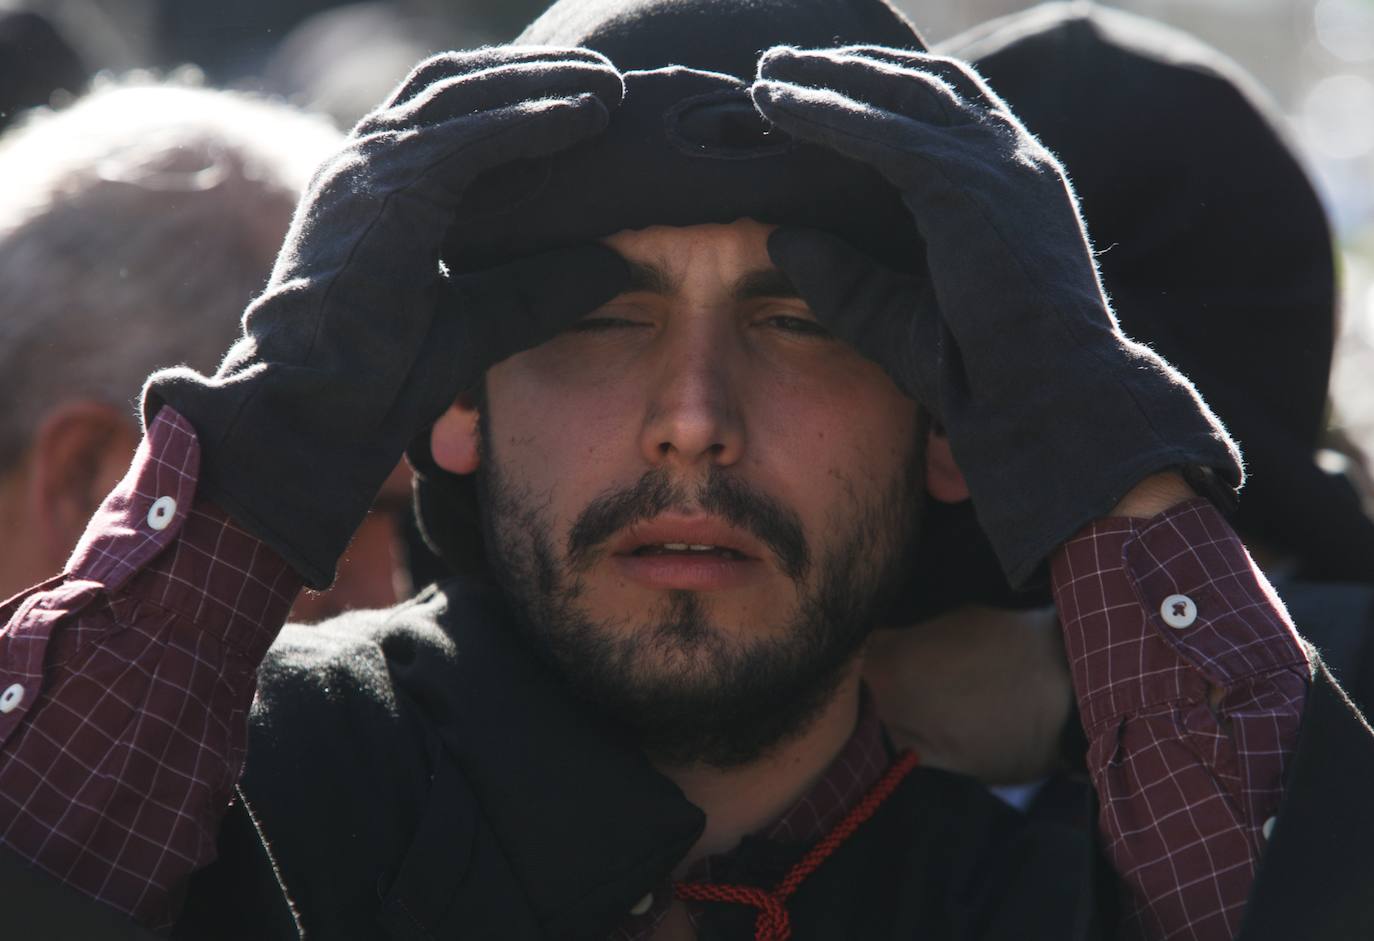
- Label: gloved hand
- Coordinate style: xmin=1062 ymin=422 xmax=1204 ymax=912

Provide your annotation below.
xmin=144 ymin=48 xmax=629 ymax=587
xmin=752 ymin=47 xmax=1242 ymax=585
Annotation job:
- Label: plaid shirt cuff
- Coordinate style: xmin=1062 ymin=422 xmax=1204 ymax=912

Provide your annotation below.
xmin=1052 ymin=498 xmax=1311 ymax=941
xmin=1054 ymin=499 xmax=1310 ymax=735
xmin=0 ymin=407 xmax=300 ymax=929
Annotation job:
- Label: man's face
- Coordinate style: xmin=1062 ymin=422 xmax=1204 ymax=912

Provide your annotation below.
xmin=476 ymin=219 xmax=924 ymax=766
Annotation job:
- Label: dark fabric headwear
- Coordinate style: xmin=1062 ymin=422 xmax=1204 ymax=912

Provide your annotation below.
xmin=915 ymin=1 xmax=1374 ymax=597
xmin=415 ymin=0 xmax=929 ymax=574
xmin=0 ymin=12 xmax=87 ymax=133
xmin=441 ymin=0 xmax=927 ymax=274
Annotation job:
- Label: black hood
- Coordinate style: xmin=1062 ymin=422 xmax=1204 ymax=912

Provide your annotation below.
xmin=440 ymin=0 xmax=926 ymax=274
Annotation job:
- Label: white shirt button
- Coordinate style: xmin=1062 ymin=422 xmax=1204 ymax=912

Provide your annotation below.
xmin=147 ymin=495 xmax=177 ymax=531
xmin=629 ymin=893 xmax=654 ymax=917
xmin=1262 ymin=816 xmax=1277 ymax=841
xmin=1160 ymin=593 xmax=1198 ymax=629
xmin=0 ymin=683 xmax=24 ymax=714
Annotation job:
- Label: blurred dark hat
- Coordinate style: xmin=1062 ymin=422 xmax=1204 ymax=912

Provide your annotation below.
xmin=904 ymin=1 xmax=1374 ymax=611
xmin=417 ymin=0 xmax=928 ymax=572
xmin=0 ymin=11 xmax=87 ymax=132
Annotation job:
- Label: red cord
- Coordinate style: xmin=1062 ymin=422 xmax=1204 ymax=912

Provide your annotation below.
xmin=674 ymin=749 xmax=920 ymax=941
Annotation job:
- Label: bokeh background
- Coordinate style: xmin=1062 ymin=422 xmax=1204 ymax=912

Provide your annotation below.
xmin=7 ymin=0 xmax=1374 ymax=481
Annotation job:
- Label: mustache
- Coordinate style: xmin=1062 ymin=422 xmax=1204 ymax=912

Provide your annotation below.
xmin=566 ymin=468 xmax=811 ymax=581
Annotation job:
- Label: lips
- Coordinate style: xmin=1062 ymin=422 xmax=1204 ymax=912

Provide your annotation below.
xmin=610 ymin=515 xmax=763 ymax=561
xmin=609 ymin=515 xmax=766 ymax=591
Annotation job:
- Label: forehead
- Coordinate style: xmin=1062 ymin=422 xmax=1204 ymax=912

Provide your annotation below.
xmin=599 ymin=218 xmax=779 ymax=292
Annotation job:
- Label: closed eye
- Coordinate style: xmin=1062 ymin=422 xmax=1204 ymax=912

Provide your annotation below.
xmin=565 ymin=316 xmax=652 ymax=333
xmin=760 ymin=314 xmax=833 ymax=338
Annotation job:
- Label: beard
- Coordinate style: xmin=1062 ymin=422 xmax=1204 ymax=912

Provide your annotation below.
xmin=477 ymin=418 xmax=925 ymax=769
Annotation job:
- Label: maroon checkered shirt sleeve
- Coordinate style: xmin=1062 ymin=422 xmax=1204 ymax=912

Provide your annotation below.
xmin=1053 ymin=498 xmax=1311 ymax=941
xmin=0 ymin=408 xmax=301 ymax=930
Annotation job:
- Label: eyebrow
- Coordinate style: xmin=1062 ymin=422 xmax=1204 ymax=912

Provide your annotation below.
xmin=624 ymin=261 xmax=675 ymax=294
xmin=735 ymin=268 xmax=802 ymax=300
xmin=622 ymin=261 xmax=802 ymax=300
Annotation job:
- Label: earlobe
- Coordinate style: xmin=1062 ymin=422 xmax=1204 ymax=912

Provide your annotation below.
xmin=429 ymin=399 xmax=482 ymax=475
xmin=924 ymin=424 xmax=970 ymax=504
xmin=29 ymin=401 xmax=139 ymax=561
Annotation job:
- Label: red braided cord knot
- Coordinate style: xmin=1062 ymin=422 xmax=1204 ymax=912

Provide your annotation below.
xmin=673 ymin=749 xmax=920 ymax=941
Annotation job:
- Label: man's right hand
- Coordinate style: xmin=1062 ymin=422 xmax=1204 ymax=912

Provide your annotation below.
xmin=753 ymin=47 xmax=1241 ymax=586
xmin=144 ymin=48 xmax=630 ymax=587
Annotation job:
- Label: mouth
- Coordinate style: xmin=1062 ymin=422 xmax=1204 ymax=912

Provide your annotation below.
xmin=609 ymin=516 xmax=766 ymax=591
xmin=629 ymin=543 xmax=749 ymax=561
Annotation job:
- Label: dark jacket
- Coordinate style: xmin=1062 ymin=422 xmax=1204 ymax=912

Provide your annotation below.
xmin=5 ymin=576 xmax=1374 ymax=939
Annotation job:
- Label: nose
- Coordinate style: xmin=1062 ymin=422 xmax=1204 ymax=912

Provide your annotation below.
xmin=638 ymin=320 xmax=745 ymax=471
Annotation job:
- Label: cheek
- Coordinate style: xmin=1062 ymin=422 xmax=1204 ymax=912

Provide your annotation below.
xmin=746 ymin=352 xmax=919 ymax=491
xmin=484 ymin=351 xmax=650 ymax=514
xmin=733 ymin=354 xmax=919 ymax=564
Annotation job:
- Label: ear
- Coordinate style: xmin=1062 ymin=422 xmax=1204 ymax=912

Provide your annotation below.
xmin=28 ymin=401 xmax=139 ymax=560
xmin=924 ymin=422 xmax=970 ymax=504
xmin=429 ymin=396 xmax=482 ymax=475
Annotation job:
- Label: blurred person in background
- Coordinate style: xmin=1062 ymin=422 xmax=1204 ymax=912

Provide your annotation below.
xmin=953 ymin=2 xmax=1374 ymax=587
xmin=155 ymin=0 xmax=547 ymax=89
xmin=257 ymin=1 xmax=545 ymax=127
xmin=0 ymin=79 xmax=405 ymax=620
xmin=864 ymin=14 xmax=1374 ymax=923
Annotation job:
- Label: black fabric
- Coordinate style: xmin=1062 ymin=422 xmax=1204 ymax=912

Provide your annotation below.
xmin=754 ymin=49 xmax=1240 ymax=586
xmin=685 ymin=769 xmax=1110 ymax=940
xmin=223 ymin=579 xmax=703 ymax=940
xmin=918 ymin=3 xmax=1374 ymax=610
xmin=175 ymin=793 xmax=302 ymax=939
xmin=440 ymin=0 xmax=928 ymax=276
xmin=1276 ymin=578 xmax=1374 ymax=714
xmin=9 ymin=585 xmax=1374 ymax=938
xmin=1239 ymin=660 xmax=1374 ymax=940
xmin=188 ymin=578 xmax=1112 ymax=941
xmin=521 ymin=0 xmax=920 ymax=76
xmin=167 ymin=593 xmax=1374 ymax=939
xmin=0 ymin=845 xmax=162 ymax=940
xmin=770 ymin=770 xmax=1107 ymax=941
xmin=144 ymin=47 xmax=629 ymax=587
xmin=0 ymin=12 xmax=87 ymax=133
xmin=442 ymin=66 xmax=926 ymax=276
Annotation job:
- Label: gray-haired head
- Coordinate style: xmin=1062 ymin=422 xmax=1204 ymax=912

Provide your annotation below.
xmin=0 ymin=76 xmax=341 ymax=473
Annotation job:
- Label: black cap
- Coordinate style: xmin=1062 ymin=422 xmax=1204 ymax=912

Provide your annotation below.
xmin=441 ymin=0 xmax=926 ymax=275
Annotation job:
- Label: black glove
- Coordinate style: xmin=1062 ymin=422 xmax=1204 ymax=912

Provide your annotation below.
xmin=144 ymin=48 xmax=629 ymax=587
xmin=752 ymin=47 xmax=1242 ymax=585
